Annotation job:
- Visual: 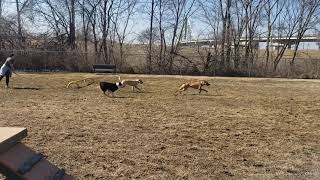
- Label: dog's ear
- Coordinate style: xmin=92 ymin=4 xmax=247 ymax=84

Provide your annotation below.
xmin=201 ymin=80 xmax=210 ymax=86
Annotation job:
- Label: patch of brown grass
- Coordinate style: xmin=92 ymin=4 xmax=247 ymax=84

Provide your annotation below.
xmin=0 ymin=73 xmax=319 ymax=179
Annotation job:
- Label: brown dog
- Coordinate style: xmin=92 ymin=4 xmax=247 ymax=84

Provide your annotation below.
xmin=175 ymin=80 xmax=210 ymax=95
xmin=66 ymin=78 xmax=95 ymax=88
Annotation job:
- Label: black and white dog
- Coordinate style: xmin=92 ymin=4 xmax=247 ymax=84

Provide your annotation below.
xmin=99 ymin=81 xmax=125 ymax=97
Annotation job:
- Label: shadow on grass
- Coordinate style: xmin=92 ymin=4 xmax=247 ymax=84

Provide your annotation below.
xmin=113 ymin=96 xmax=134 ymax=99
xmin=190 ymin=93 xmax=223 ymax=97
xmin=102 ymin=95 xmax=133 ymax=99
xmin=13 ymin=87 xmax=42 ymax=90
xmin=133 ymin=91 xmax=153 ymax=93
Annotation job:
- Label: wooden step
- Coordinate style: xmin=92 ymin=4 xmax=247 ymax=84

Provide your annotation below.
xmin=0 ymin=127 xmax=27 ymax=154
xmin=0 ymin=127 xmax=74 ymax=180
xmin=0 ymin=143 xmax=74 ymax=180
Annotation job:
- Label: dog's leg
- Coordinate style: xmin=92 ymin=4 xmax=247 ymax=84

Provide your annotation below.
xmin=174 ymin=88 xmax=183 ymax=96
xmin=180 ymin=87 xmax=187 ymax=95
xmin=104 ymin=90 xmax=109 ymax=96
xmin=67 ymin=81 xmax=75 ymax=88
xmin=135 ymin=85 xmax=142 ymax=92
xmin=108 ymin=90 xmax=113 ymax=97
xmin=198 ymin=85 xmax=201 ymax=94
xmin=199 ymin=86 xmax=203 ymax=93
xmin=199 ymin=88 xmax=208 ymax=94
xmin=178 ymin=88 xmax=186 ymax=95
xmin=174 ymin=90 xmax=180 ymax=96
xmin=176 ymin=84 xmax=186 ymax=95
xmin=106 ymin=91 xmax=114 ymax=97
xmin=132 ymin=86 xmax=134 ymax=92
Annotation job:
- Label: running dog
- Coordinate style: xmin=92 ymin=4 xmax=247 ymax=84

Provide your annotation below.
xmin=66 ymin=78 xmax=95 ymax=88
xmin=118 ymin=76 xmax=143 ymax=92
xmin=175 ymin=80 xmax=210 ymax=95
xmin=99 ymin=81 xmax=125 ymax=97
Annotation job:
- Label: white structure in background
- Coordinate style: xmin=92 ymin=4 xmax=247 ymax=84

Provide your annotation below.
xmin=177 ymin=18 xmax=320 ymax=50
xmin=179 ymin=17 xmax=193 ymax=43
xmin=181 ymin=35 xmax=320 ymax=50
xmin=259 ymin=41 xmax=319 ymax=50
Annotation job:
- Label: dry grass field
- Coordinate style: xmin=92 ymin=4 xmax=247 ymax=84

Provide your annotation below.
xmin=0 ymin=73 xmax=319 ymax=179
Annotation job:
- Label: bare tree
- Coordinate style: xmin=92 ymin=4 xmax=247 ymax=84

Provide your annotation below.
xmin=197 ymin=0 xmax=221 ymax=74
xmin=112 ymin=0 xmax=138 ymax=70
xmin=68 ymin=0 xmax=76 ymax=49
xmin=217 ymin=0 xmax=232 ymax=71
xmin=34 ymin=0 xmax=77 ymax=49
xmin=99 ymin=0 xmax=114 ymax=64
xmin=223 ymin=0 xmax=232 ymax=71
xmin=38 ymin=0 xmax=76 ymax=48
xmin=0 ymin=0 xmax=4 ymax=50
xmin=264 ymin=0 xmax=284 ymax=72
xmin=290 ymin=0 xmax=320 ymax=69
xmin=88 ymin=0 xmax=100 ymax=54
xmin=79 ymin=0 xmax=101 ymax=63
xmin=238 ymin=0 xmax=265 ymax=75
xmin=167 ymin=0 xmax=195 ymax=73
xmin=156 ymin=0 xmax=168 ymax=73
xmin=272 ymin=1 xmax=302 ymax=71
xmin=0 ymin=0 xmax=3 ymax=17
xmin=15 ymin=0 xmax=32 ymax=48
xmin=147 ymin=0 xmax=155 ymax=73
xmin=141 ymin=0 xmax=169 ymax=73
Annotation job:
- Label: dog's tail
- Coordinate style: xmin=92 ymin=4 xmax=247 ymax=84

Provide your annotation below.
xmin=66 ymin=82 xmax=72 ymax=88
xmin=116 ymin=75 xmax=121 ymax=81
xmin=66 ymin=81 xmax=79 ymax=89
xmin=174 ymin=83 xmax=184 ymax=96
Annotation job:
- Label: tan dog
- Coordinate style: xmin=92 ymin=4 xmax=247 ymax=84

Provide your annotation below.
xmin=66 ymin=78 xmax=95 ymax=88
xmin=118 ymin=76 xmax=143 ymax=92
xmin=175 ymin=80 xmax=210 ymax=95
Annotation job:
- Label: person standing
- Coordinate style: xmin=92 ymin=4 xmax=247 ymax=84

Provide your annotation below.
xmin=0 ymin=54 xmax=16 ymax=88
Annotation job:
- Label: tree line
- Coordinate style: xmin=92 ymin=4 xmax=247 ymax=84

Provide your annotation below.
xmin=0 ymin=0 xmax=319 ymax=77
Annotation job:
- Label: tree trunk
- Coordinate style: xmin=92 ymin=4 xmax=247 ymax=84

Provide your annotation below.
xmin=69 ymin=0 xmax=76 ymax=49
xmin=225 ymin=0 xmax=232 ymax=71
xmin=219 ymin=0 xmax=226 ymax=71
xmin=82 ymin=0 xmax=88 ymax=64
xmin=15 ymin=0 xmax=24 ymax=48
xmin=158 ymin=0 xmax=163 ymax=73
xmin=265 ymin=12 xmax=272 ymax=72
xmin=92 ymin=13 xmax=98 ymax=54
xmin=148 ymin=0 xmax=154 ymax=73
xmin=0 ymin=0 xmax=3 ymax=17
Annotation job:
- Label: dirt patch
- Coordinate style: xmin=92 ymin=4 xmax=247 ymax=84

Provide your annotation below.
xmin=0 ymin=73 xmax=319 ymax=179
